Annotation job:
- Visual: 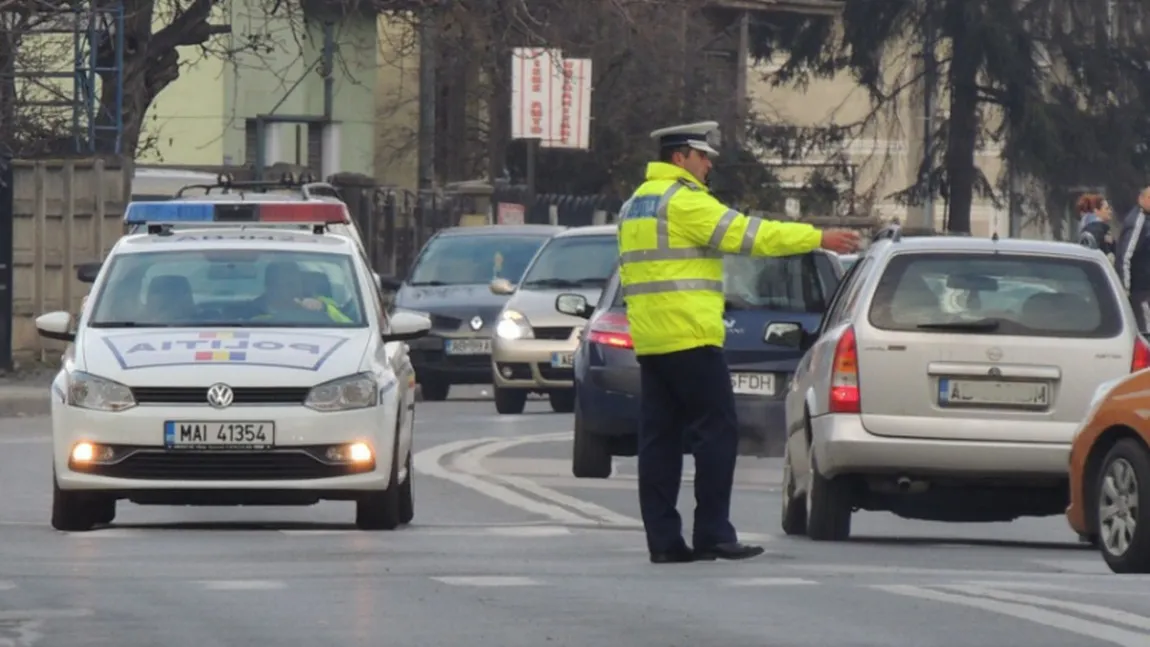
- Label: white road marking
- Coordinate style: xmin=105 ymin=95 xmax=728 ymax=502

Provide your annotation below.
xmin=0 ymin=581 xmax=15 ymax=590
xmin=432 ymin=576 xmax=540 ymax=587
xmin=413 ymin=436 xmax=594 ymax=526
xmin=481 ymin=525 xmax=572 ymax=537
xmin=0 ymin=609 xmax=93 ymax=620
xmin=722 ymin=577 xmax=818 ymax=587
xmin=198 ymin=580 xmax=286 ymax=590
xmin=450 ymin=435 xmax=641 ymax=528
xmin=942 ymin=584 xmax=1150 ymax=631
xmin=278 ymin=530 xmax=354 ymax=536
xmin=785 ymin=563 xmax=1126 ymax=581
xmin=1030 ymin=558 xmax=1114 ymax=574
xmin=873 ymin=584 xmax=1150 ymax=647
xmin=955 ymin=581 xmax=1076 ymax=591
xmin=61 ymin=529 xmax=142 ymax=538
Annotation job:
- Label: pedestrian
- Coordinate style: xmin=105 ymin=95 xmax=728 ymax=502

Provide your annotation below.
xmin=1076 ymin=193 xmax=1114 ymax=258
xmin=1116 ymin=186 xmax=1150 ymax=332
xmin=617 ymin=120 xmax=861 ymax=564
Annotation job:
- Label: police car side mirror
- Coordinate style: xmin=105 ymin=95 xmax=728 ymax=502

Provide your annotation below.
xmin=77 ymin=262 xmax=101 ymax=284
xmin=489 ymin=278 xmax=516 ymax=295
xmin=556 ymin=293 xmax=591 ymax=319
xmin=384 ymin=310 xmax=431 ymax=343
xmin=36 ymin=311 xmax=76 ymax=343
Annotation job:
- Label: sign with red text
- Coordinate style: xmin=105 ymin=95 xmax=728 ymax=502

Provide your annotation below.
xmin=510 ymin=48 xmax=592 ymax=150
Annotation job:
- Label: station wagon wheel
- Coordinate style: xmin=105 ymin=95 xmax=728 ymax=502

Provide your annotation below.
xmin=1095 ymin=439 xmax=1150 ymax=573
xmin=805 ymin=446 xmax=852 ymax=541
xmin=780 ymin=443 xmax=806 ymax=535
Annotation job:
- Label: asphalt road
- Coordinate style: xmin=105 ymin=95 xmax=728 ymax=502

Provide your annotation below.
xmin=3 ymin=386 xmax=1150 ymax=646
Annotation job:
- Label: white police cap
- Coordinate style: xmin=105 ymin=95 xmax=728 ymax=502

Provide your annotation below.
xmin=650 ymin=120 xmax=721 ymax=158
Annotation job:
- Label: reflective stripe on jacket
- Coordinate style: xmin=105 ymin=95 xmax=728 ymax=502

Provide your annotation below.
xmin=617 ymin=162 xmax=823 ymax=356
xmin=317 ymin=296 xmax=353 ymax=323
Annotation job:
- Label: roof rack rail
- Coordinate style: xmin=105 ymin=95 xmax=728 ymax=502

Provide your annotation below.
xmin=174 ymin=171 xmax=331 ymax=198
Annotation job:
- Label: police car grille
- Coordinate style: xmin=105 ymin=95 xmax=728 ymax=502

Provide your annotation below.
xmin=533 ymin=327 xmax=574 ymax=340
xmin=131 ymin=387 xmax=310 ymax=405
xmin=81 ymin=448 xmax=366 ymax=480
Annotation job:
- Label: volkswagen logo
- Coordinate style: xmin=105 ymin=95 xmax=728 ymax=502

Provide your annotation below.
xmin=470 ymin=316 xmax=483 ymax=331
xmin=206 ymin=383 xmax=234 ymax=409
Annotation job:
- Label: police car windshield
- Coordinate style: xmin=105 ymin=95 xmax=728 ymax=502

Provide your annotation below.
xmin=521 ymin=235 xmax=617 ymax=288
xmin=407 ymin=234 xmax=550 ymax=286
xmin=722 ymin=255 xmax=829 ymax=313
xmin=89 ymin=249 xmax=368 ymax=328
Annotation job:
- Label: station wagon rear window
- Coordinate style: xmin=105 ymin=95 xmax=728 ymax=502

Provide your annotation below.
xmin=867 ymin=253 xmax=1123 ymax=338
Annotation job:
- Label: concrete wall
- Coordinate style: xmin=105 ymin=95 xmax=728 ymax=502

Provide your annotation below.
xmin=12 ymin=159 xmax=130 ymax=361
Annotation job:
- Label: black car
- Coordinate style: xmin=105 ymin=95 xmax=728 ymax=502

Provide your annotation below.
xmin=383 ymin=224 xmax=566 ymax=400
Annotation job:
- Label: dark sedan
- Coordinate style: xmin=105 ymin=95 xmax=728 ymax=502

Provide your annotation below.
xmin=554 ymin=251 xmax=843 ymax=478
xmin=384 ymin=224 xmax=566 ymax=400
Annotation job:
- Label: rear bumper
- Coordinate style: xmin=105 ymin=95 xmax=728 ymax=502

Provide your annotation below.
xmin=580 ymin=367 xmax=785 ymax=455
xmin=811 ymin=413 xmax=1070 ymax=480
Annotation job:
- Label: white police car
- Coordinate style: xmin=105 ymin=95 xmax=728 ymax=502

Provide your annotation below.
xmin=37 ymin=203 xmax=432 ymax=532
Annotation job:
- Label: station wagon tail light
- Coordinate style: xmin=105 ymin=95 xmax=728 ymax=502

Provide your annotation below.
xmin=1133 ymin=336 xmax=1150 ymax=373
xmin=587 ymin=312 xmax=632 ymax=349
xmin=829 ymin=326 xmax=860 ymax=413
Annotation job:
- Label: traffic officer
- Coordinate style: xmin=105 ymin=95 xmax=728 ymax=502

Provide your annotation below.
xmin=618 ymin=121 xmax=861 ymax=564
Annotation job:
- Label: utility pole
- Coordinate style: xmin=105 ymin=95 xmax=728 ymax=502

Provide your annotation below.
xmin=417 ymin=5 xmax=438 ymax=192
xmin=920 ymin=0 xmax=937 ymax=229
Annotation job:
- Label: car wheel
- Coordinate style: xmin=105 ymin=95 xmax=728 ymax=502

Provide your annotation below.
xmin=92 ymin=497 xmax=116 ymax=526
xmin=780 ymin=444 xmax=807 ymax=536
xmin=805 ymin=446 xmax=852 ymax=541
xmin=549 ymin=389 xmax=575 ymax=413
xmin=1095 ymin=439 xmax=1150 ymax=573
xmin=494 ymin=387 xmax=527 ymax=414
xmin=51 ymin=477 xmax=94 ymax=532
xmin=399 ymin=448 xmax=414 ymax=524
xmin=419 ymin=379 xmax=449 ymax=402
xmin=356 ymin=436 xmax=403 ymax=531
xmin=572 ymin=403 xmax=612 ymax=478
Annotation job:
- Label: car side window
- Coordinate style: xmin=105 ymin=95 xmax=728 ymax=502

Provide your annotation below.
xmin=819 ymin=257 xmax=871 ymax=335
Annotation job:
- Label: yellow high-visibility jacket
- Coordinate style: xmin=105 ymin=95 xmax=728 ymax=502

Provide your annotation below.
xmin=618 ymin=162 xmax=823 ymax=356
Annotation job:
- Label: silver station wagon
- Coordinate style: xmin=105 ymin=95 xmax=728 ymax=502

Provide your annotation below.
xmin=781 ymin=232 xmax=1150 ymax=541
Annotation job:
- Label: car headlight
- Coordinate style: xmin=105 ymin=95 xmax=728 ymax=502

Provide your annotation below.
xmin=305 ymin=372 xmax=378 ymax=412
xmin=67 ymin=371 xmax=135 ymax=412
xmin=495 ymin=310 xmax=534 ymax=340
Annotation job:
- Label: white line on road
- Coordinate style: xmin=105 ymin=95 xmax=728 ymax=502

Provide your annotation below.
xmin=451 ymin=434 xmax=642 ymax=528
xmin=722 ymin=577 xmax=818 ymax=587
xmin=0 ymin=609 xmax=93 ymax=620
xmin=432 ymin=576 xmax=540 ymax=587
xmin=198 ymin=580 xmax=286 ymax=590
xmin=0 ymin=581 xmax=15 ymax=590
xmin=873 ymin=584 xmax=1150 ymax=646
xmin=414 ymin=436 xmax=594 ymax=526
xmin=942 ymin=584 xmax=1150 ymax=631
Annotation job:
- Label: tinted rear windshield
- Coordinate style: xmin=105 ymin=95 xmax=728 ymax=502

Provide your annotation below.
xmin=868 ymin=253 xmax=1122 ymax=338
xmin=611 ymin=254 xmax=833 ymax=312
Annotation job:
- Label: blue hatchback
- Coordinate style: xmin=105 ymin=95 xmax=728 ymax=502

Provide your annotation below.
xmin=555 ymin=251 xmax=843 ymax=478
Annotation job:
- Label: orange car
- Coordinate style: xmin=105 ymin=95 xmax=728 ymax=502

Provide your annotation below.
xmin=1067 ymin=369 xmax=1150 ymax=573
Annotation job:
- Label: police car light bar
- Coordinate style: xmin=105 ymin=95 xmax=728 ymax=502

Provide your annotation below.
xmin=123 ymin=201 xmax=349 ymax=225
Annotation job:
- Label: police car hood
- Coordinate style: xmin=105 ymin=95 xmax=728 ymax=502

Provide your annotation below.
xmin=79 ymin=327 xmax=372 ymax=387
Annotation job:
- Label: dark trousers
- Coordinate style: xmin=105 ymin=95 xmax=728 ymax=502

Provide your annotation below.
xmin=636 ymin=345 xmax=739 ymax=553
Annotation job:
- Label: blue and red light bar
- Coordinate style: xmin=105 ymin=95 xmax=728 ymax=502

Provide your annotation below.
xmin=123 ymin=201 xmax=349 ymax=225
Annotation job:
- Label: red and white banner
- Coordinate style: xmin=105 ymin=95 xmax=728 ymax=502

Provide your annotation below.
xmin=510 ymin=48 xmax=592 ymax=150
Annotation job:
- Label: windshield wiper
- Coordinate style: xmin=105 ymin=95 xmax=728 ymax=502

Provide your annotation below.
xmin=524 ymin=278 xmax=581 ymax=288
xmin=916 ymin=320 xmax=1001 ymax=332
xmin=409 ymin=280 xmax=448 ymax=286
xmin=89 ymin=322 xmax=178 ymax=328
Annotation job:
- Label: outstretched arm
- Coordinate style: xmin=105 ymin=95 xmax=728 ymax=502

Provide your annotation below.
xmin=672 ymin=188 xmax=822 ymax=256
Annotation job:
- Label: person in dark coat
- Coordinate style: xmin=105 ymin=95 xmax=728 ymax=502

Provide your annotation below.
xmin=1076 ymin=193 xmax=1114 ymax=258
xmin=1115 ymin=187 xmax=1150 ymax=332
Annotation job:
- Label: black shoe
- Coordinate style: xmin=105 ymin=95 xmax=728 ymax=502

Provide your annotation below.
xmin=650 ymin=545 xmax=708 ymax=564
xmin=693 ymin=542 xmax=765 ymax=561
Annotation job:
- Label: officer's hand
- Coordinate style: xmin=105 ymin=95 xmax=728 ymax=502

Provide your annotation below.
xmin=820 ymin=229 xmax=861 ymax=254
xmin=296 ymin=297 xmax=324 ymax=311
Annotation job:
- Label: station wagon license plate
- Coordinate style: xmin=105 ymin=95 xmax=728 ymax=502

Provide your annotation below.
xmin=731 ymin=373 xmax=775 ymax=396
xmin=551 ymin=352 xmax=574 ymax=368
xmin=445 ymin=339 xmax=491 ymax=355
xmin=164 ymin=421 xmax=275 ymax=449
xmin=938 ymin=379 xmax=1049 ymax=408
